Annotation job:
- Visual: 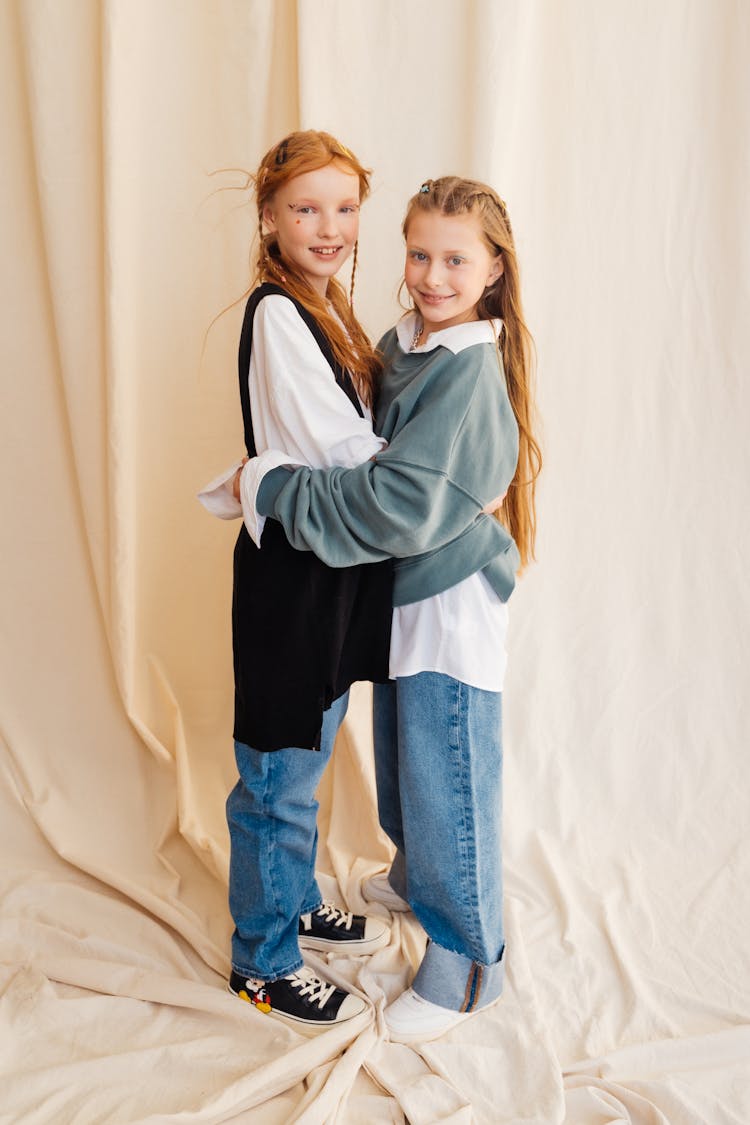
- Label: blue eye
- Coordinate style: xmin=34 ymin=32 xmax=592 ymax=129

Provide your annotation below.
xmin=340 ymin=205 xmax=359 ymax=213
xmin=409 ymin=250 xmax=428 ymax=262
xmin=449 ymin=256 xmax=465 ymax=267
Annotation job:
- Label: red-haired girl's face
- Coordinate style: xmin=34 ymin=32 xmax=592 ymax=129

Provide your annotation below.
xmin=404 ymin=210 xmax=503 ymax=335
xmin=263 ymin=163 xmax=361 ymax=297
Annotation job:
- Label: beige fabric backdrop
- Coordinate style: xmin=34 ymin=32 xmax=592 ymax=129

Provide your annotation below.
xmin=2 ymin=0 xmax=748 ymax=1121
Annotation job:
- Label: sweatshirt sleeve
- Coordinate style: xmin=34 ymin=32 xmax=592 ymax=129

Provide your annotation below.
xmin=255 ymin=353 xmax=511 ymax=566
xmin=255 ymin=459 xmax=485 ymax=564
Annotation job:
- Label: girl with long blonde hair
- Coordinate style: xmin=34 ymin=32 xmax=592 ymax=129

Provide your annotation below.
xmin=239 ymin=174 xmax=541 ymax=1042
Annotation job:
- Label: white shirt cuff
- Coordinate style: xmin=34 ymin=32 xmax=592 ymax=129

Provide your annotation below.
xmin=327 ymin=431 xmax=386 ymax=466
xmin=197 ymin=461 xmax=244 ymax=519
xmin=240 ymin=449 xmax=306 ymax=546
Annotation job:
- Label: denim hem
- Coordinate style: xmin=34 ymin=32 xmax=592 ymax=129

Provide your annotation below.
xmin=300 ymin=899 xmax=323 ymax=915
xmin=408 ymin=898 xmax=503 ymax=968
xmin=231 ymin=956 xmax=304 ymax=983
xmin=412 ymin=940 xmax=505 ymax=1012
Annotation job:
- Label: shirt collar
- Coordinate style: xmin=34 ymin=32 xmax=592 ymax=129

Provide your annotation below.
xmin=395 ymin=310 xmax=503 ymax=355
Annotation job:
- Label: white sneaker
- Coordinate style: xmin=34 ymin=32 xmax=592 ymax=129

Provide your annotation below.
xmin=384 ymin=988 xmax=475 ymax=1044
xmin=362 ymin=872 xmax=411 ymax=913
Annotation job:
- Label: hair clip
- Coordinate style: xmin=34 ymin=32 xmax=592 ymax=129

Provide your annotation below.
xmin=275 ymin=139 xmax=289 ymax=166
xmin=419 ymin=182 xmax=431 ymax=193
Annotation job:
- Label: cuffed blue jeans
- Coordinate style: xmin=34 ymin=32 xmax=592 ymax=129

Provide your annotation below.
xmin=226 ymin=691 xmax=349 ymax=980
xmin=373 ymin=673 xmax=505 ymax=1012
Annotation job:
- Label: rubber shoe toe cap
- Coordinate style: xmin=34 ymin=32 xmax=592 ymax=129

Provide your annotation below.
xmin=362 ymin=915 xmax=390 ymax=948
xmin=337 ymin=992 xmax=368 ymax=1020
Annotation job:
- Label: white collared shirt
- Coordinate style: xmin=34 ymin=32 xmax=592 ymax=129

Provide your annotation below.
xmin=199 ymin=303 xmax=508 ymax=694
xmin=198 ymin=294 xmax=385 ymax=540
xmin=395 ymin=311 xmax=504 ymax=356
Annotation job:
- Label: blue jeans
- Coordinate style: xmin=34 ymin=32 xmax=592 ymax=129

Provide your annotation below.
xmin=373 ymin=673 xmax=505 ymax=1012
xmin=226 ymin=692 xmax=349 ymax=980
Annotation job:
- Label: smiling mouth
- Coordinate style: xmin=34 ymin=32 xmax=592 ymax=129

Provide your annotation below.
xmin=419 ymin=292 xmax=452 ymax=304
xmin=310 ymin=246 xmax=342 ymax=257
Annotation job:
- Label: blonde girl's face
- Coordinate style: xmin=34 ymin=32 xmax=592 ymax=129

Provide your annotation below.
xmin=262 ymin=163 xmax=361 ymax=297
xmin=404 ymin=210 xmax=503 ymax=335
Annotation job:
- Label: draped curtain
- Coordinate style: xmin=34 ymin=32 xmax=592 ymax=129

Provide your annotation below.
xmin=1 ymin=1 xmax=748 ymax=1121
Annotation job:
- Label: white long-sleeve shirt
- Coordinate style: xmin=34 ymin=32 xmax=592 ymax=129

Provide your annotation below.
xmin=199 ymin=300 xmax=508 ymax=693
xmin=198 ymin=294 xmax=384 ymax=536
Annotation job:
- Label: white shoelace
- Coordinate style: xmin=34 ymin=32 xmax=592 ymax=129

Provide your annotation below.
xmin=287 ymin=967 xmax=336 ymax=1009
xmin=315 ymin=903 xmax=353 ymax=930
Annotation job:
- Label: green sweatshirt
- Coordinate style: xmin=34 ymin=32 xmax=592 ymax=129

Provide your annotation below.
xmin=257 ymin=318 xmax=521 ymax=607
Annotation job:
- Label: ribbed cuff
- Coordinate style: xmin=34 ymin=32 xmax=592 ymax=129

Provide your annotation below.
xmin=256 ymin=466 xmax=293 ymax=516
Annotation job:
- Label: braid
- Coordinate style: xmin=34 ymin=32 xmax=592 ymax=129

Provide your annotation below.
xmin=471 ymin=189 xmax=513 ymax=238
xmin=492 ymin=193 xmax=513 ymax=237
xmin=257 ymin=215 xmax=266 ymax=279
xmin=349 ymin=239 xmax=359 ymax=307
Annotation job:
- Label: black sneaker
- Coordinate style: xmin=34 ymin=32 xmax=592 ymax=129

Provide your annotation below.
xmin=228 ymin=965 xmax=366 ymax=1031
xmin=298 ymin=902 xmax=390 ymax=953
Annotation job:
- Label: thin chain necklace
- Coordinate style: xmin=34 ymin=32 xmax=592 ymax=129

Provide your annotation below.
xmin=409 ymin=316 xmax=424 ymax=352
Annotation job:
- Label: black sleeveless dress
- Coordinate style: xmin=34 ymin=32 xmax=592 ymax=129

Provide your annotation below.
xmin=232 ymin=284 xmax=393 ymax=751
